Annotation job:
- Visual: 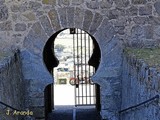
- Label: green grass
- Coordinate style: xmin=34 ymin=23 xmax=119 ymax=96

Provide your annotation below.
xmin=125 ymin=48 xmax=160 ymax=68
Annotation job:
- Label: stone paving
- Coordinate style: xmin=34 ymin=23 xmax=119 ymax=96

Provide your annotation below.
xmin=47 ymin=106 xmax=101 ymax=120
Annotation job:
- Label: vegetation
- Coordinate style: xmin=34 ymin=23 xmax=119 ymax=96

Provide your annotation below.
xmin=54 ymin=44 xmax=65 ymax=52
xmin=125 ymin=48 xmax=160 ymax=67
xmin=0 ymin=51 xmax=13 ymax=60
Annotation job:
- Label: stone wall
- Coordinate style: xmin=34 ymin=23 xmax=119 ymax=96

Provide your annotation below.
xmin=0 ymin=50 xmax=25 ymax=120
xmin=121 ymin=50 xmax=160 ymax=120
xmin=0 ymin=0 xmax=160 ymax=50
xmin=1 ymin=0 xmax=160 ymax=120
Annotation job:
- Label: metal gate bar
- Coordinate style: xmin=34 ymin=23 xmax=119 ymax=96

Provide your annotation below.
xmin=72 ymin=28 xmax=96 ymax=106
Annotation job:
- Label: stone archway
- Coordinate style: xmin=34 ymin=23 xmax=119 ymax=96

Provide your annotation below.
xmin=22 ymin=6 xmax=123 ymax=120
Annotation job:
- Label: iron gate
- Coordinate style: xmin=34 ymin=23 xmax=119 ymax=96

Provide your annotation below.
xmin=70 ymin=28 xmax=96 ymax=106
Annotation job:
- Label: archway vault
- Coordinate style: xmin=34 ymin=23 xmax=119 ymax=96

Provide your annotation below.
xmin=22 ymin=6 xmax=123 ymax=120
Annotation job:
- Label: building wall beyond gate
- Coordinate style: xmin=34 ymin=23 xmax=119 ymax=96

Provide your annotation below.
xmin=0 ymin=0 xmax=160 ymax=119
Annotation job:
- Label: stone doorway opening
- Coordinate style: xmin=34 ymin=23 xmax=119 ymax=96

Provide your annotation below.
xmin=43 ymin=28 xmax=101 ymax=119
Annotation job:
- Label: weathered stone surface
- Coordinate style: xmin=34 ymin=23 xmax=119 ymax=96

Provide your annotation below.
xmin=108 ymin=9 xmax=125 ymax=19
xmin=67 ymin=7 xmax=75 ymax=28
xmin=0 ymin=5 xmax=8 ymax=21
xmin=39 ymin=15 xmax=54 ymax=36
xmin=86 ymin=1 xmax=99 ymax=9
xmin=0 ymin=0 xmax=5 ymax=5
xmin=89 ymin=13 xmax=103 ymax=34
xmin=154 ymin=1 xmax=160 ymax=16
xmin=58 ymin=0 xmax=70 ymax=6
xmin=42 ymin=0 xmax=57 ymax=5
xmin=11 ymin=3 xmax=28 ymax=13
xmin=71 ymin=0 xmax=84 ymax=5
xmin=139 ymin=4 xmax=152 ymax=16
xmin=22 ymin=12 xmax=36 ymax=21
xmin=57 ymin=7 xmax=67 ymax=28
xmin=0 ymin=51 xmax=25 ymax=120
xmin=114 ymin=0 xmax=130 ymax=8
xmin=99 ymin=0 xmax=113 ymax=9
xmin=74 ymin=7 xmax=84 ymax=29
xmin=121 ymin=52 xmax=160 ymax=120
xmin=15 ymin=23 xmax=27 ymax=31
xmin=29 ymin=1 xmax=42 ymax=11
xmin=126 ymin=6 xmax=138 ymax=16
xmin=94 ymin=19 xmax=115 ymax=44
xmin=23 ymin=22 xmax=48 ymax=54
xmin=0 ymin=21 xmax=12 ymax=31
xmin=48 ymin=9 xmax=61 ymax=31
xmin=129 ymin=25 xmax=144 ymax=47
xmin=154 ymin=25 xmax=160 ymax=38
xmin=144 ymin=25 xmax=153 ymax=39
xmin=133 ymin=16 xmax=148 ymax=24
xmin=83 ymin=10 xmax=93 ymax=31
xmin=132 ymin=0 xmax=147 ymax=4
xmin=148 ymin=16 xmax=160 ymax=25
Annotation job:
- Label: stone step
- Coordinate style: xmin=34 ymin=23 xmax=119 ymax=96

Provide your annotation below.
xmin=47 ymin=106 xmax=101 ymax=120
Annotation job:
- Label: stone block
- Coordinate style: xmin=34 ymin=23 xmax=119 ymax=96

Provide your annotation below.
xmin=0 ymin=5 xmax=8 ymax=21
xmin=133 ymin=16 xmax=148 ymax=25
xmin=22 ymin=12 xmax=36 ymax=21
xmin=126 ymin=6 xmax=138 ymax=16
xmin=58 ymin=0 xmax=70 ymax=6
xmin=42 ymin=0 xmax=56 ymax=5
xmin=89 ymin=13 xmax=103 ymax=34
xmin=99 ymin=0 xmax=113 ymax=9
xmin=139 ymin=4 xmax=152 ymax=16
xmin=144 ymin=25 xmax=153 ymax=39
xmin=94 ymin=18 xmax=115 ymax=44
xmin=0 ymin=0 xmax=5 ymax=5
xmin=29 ymin=1 xmax=42 ymax=11
xmin=114 ymin=0 xmax=130 ymax=8
xmin=15 ymin=23 xmax=27 ymax=31
xmin=39 ymin=15 xmax=54 ymax=36
xmin=154 ymin=1 xmax=160 ymax=16
xmin=71 ymin=0 xmax=84 ymax=5
xmin=67 ymin=7 xmax=75 ymax=28
xmin=74 ymin=7 xmax=84 ymax=29
xmin=83 ymin=10 xmax=93 ymax=31
xmin=57 ymin=7 xmax=67 ymax=28
xmin=148 ymin=16 xmax=160 ymax=25
xmin=11 ymin=4 xmax=19 ymax=12
xmin=86 ymin=1 xmax=99 ymax=9
xmin=0 ymin=21 xmax=12 ymax=31
xmin=153 ymin=26 xmax=160 ymax=38
xmin=132 ymin=0 xmax=147 ymax=4
xmin=108 ymin=9 xmax=119 ymax=19
xmin=48 ymin=9 xmax=61 ymax=31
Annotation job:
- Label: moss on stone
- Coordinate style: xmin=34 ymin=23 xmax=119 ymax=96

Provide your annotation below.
xmin=125 ymin=47 xmax=160 ymax=67
xmin=0 ymin=51 xmax=13 ymax=60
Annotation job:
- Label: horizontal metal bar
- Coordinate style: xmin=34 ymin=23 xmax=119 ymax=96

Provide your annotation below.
xmin=75 ymin=104 xmax=95 ymax=107
xmin=76 ymin=96 xmax=96 ymax=97
xmin=0 ymin=101 xmax=21 ymax=111
xmin=119 ymin=95 xmax=159 ymax=114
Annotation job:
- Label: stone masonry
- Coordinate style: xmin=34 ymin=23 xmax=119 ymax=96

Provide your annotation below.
xmin=121 ymin=51 xmax=160 ymax=120
xmin=0 ymin=50 xmax=25 ymax=120
xmin=0 ymin=0 xmax=160 ymax=120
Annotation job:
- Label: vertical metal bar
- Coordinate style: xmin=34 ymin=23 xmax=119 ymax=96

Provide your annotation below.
xmin=73 ymin=31 xmax=77 ymax=106
xmin=88 ymin=35 xmax=91 ymax=105
xmin=80 ymin=29 xmax=84 ymax=105
xmin=76 ymin=28 xmax=80 ymax=105
xmin=84 ymin=31 xmax=88 ymax=105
